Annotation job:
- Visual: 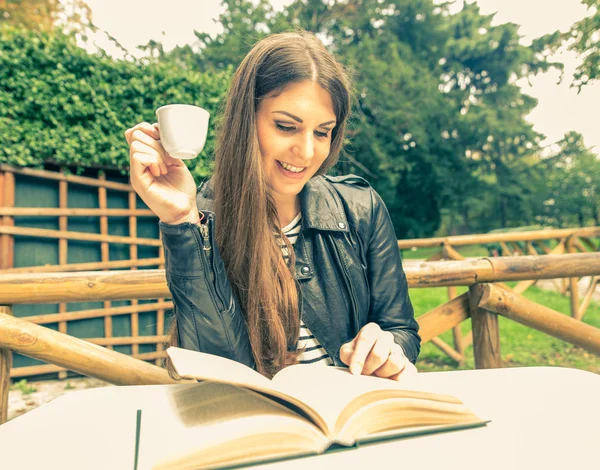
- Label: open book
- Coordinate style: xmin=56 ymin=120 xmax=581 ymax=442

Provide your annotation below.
xmin=137 ymin=347 xmax=487 ymax=470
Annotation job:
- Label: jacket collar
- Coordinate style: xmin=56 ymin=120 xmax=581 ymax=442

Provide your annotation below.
xmin=300 ymin=176 xmax=349 ymax=233
xmin=197 ymin=176 xmax=349 ymax=233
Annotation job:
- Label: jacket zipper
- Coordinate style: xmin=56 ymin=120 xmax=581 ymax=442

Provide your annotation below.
xmin=195 ymin=212 xmax=226 ymax=312
xmin=332 ymin=238 xmax=360 ymax=338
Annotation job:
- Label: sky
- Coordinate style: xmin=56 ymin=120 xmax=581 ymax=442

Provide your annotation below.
xmin=84 ymin=0 xmax=599 ymax=154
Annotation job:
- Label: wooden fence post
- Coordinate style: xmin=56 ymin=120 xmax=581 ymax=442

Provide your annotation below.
xmin=0 ymin=170 xmax=15 ymax=422
xmin=58 ymin=171 xmax=69 ymax=379
xmin=0 ymin=170 xmax=15 ymax=271
xmin=469 ymin=284 xmax=502 ymax=369
xmin=98 ymin=171 xmax=114 ymax=350
xmin=156 ymin=226 xmax=166 ymax=366
xmin=129 ymin=190 xmax=140 ymax=357
xmin=567 ymin=236 xmax=580 ymax=319
xmin=0 ymin=305 xmax=13 ymax=424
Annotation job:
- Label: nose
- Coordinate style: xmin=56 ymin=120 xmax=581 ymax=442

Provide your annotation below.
xmin=292 ymin=131 xmax=315 ymax=162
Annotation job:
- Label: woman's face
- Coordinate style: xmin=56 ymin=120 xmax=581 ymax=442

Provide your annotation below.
xmin=256 ymin=80 xmax=337 ymax=200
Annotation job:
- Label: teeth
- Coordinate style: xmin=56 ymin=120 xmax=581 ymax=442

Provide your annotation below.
xmin=279 ymin=161 xmax=304 ymax=173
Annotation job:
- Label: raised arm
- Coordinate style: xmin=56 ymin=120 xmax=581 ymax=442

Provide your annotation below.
xmin=125 ymin=122 xmax=255 ymax=368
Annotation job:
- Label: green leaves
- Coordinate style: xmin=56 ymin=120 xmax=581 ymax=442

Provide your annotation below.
xmin=570 ymin=0 xmax=600 ymax=89
xmin=541 ymin=131 xmax=600 ymax=226
xmin=0 ymin=26 xmax=231 ymax=181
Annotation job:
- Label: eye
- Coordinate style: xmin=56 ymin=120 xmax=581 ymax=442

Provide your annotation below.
xmin=276 ymin=123 xmax=295 ymax=133
xmin=315 ymin=130 xmax=330 ymax=139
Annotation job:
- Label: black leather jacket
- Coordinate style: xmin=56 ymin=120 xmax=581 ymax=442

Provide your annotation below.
xmin=159 ymin=174 xmax=420 ymax=370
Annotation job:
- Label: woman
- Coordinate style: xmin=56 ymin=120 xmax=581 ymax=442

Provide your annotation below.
xmin=125 ymin=31 xmax=420 ymax=380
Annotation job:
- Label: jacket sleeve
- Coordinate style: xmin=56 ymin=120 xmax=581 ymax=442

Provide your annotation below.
xmin=159 ymin=220 xmax=256 ymax=369
xmin=365 ymin=188 xmax=421 ymax=363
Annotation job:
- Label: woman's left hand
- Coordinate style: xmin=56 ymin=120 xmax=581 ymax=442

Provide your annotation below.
xmin=339 ymin=323 xmax=417 ymax=381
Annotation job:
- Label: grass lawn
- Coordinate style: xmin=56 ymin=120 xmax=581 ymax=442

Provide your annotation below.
xmin=411 ymin=284 xmax=600 ymax=374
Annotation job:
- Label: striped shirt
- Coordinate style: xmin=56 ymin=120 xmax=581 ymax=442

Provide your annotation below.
xmin=278 ymin=213 xmax=334 ymax=366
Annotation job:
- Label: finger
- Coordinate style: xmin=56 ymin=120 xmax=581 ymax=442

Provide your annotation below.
xmin=131 ymin=151 xmax=162 ymax=178
xmin=129 ymin=139 xmax=164 ymax=166
xmin=148 ymin=124 xmax=185 ymax=169
xmin=339 ymin=342 xmax=354 ymax=367
xmin=159 ymin=159 xmax=168 ymax=175
xmin=374 ymin=346 xmax=407 ymax=379
xmin=389 ymin=362 xmax=418 ymax=382
xmin=131 ymin=127 xmax=161 ymax=148
xmin=349 ymin=323 xmax=381 ymax=375
xmin=362 ymin=331 xmax=394 ymax=376
xmin=137 ymin=121 xmax=161 ymax=140
xmin=130 ymin=133 xmax=170 ymax=175
xmin=131 ymin=128 xmax=171 ymax=164
xmin=124 ymin=127 xmax=134 ymax=146
xmin=126 ymin=122 xmax=160 ymax=144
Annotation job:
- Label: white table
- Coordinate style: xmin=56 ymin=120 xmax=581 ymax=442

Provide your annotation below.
xmin=1 ymin=367 xmax=598 ymax=470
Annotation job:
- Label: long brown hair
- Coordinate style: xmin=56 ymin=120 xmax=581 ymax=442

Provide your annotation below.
xmin=167 ymin=31 xmax=352 ymax=378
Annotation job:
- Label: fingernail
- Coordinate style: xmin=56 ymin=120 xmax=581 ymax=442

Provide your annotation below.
xmin=350 ymin=362 xmax=360 ymax=375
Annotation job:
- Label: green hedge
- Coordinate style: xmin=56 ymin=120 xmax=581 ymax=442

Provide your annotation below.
xmin=0 ymin=26 xmax=232 ymax=179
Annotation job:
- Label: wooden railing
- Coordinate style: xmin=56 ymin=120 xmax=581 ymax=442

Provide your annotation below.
xmin=1 ymin=252 xmax=600 ymax=423
xmin=397 ymin=227 xmax=600 ymax=254
xmin=397 ymin=228 xmax=600 ymax=364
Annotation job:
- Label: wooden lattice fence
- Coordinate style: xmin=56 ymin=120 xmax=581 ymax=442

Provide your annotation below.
xmin=0 ymin=164 xmax=170 ymax=378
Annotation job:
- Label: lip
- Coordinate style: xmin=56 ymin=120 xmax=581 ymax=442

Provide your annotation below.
xmin=276 ymin=160 xmax=306 ymax=179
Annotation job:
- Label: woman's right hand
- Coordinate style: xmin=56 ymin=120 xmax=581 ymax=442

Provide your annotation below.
xmin=125 ymin=122 xmax=199 ymax=225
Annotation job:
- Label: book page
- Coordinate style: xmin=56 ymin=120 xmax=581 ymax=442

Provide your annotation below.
xmin=137 ymin=381 xmax=328 ymax=470
xmin=271 ymin=364 xmax=459 ymax=432
xmin=166 ymin=347 xmax=329 ymax=433
xmin=167 ymin=347 xmax=271 ymax=389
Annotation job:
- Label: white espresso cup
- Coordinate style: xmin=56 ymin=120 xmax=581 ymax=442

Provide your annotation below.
xmin=155 ymin=104 xmax=210 ymax=160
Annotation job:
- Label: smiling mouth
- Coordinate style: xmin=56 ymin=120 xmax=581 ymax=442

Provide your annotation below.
xmin=276 ymin=160 xmax=306 ymax=173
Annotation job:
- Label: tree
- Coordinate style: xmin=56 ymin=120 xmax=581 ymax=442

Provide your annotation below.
xmin=0 ymin=0 xmax=92 ymax=36
xmin=565 ymin=0 xmax=600 ymax=89
xmin=542 ymin=131 xmax=600 ymax=226
xmin=434 ymin=2 xmax=562 ymax=232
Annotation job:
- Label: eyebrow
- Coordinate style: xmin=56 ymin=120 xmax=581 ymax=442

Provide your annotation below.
xmin=273 ymin=111 xmax=336 ymax=127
